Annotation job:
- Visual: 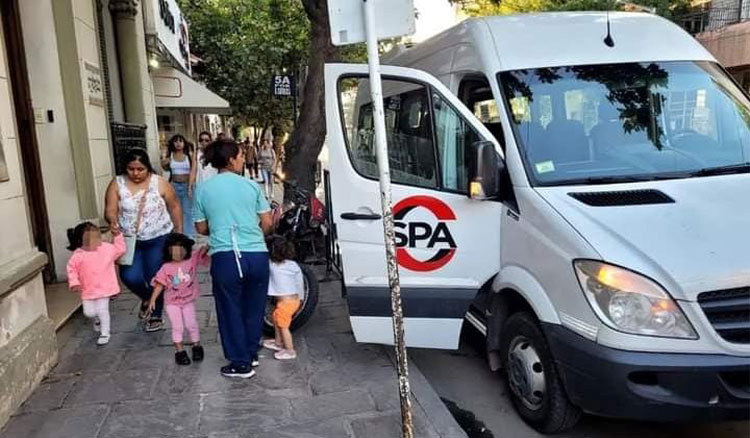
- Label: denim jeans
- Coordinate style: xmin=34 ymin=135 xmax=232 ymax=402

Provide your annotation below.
xmin=211 ymin=251 xmax=270 ymax=367
xmin=119 ymin=234 xmax=168 ymax=318
xmin=172 ymin=181 xmax=194 ymax=237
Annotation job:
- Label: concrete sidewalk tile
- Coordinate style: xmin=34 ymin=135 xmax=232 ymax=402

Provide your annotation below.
xmin=290 ymin=389 xmax=375 ymax=422
xmin=1 ymin=404 xmax=109 ymax=438
xmin=118 ymin=346 xmax=177 ymax=370
xmin=50 ymin=349 xmax=125 ymax=375
xmin=98 ymin=397 xmax=201 ymax=438
xmin=64 ymin=368 xmax=160 ymax=406
xmin=153 ymin=348 xmax=266 ymax=396
xmin=18 ymin=374 xmax=80 ymax=413
xmin=199 ymin=391 xmax=292 ymax=434
xmin=348 ymin=411 xmax=441 ymax=438
xmin=254 ymin=417 xmax=350 ymax=438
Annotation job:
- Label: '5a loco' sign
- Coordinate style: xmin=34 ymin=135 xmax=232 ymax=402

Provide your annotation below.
xmin=393 ymin=196 xmax=457 ymax=272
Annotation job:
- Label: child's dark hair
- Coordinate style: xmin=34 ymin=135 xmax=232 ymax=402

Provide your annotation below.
xmin=162 ymin=232 xmax=194 ymax=263
xmin=270 ymin=236 xmax=296 ymax=263
xmin=67 ymin=222 xmax=99 ymax=251
xmin=202 ymin=138 xmax=239 ymax=169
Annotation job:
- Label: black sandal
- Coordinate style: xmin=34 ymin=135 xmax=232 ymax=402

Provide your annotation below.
xmin=144 ymin=318 xmax=163 ymax=332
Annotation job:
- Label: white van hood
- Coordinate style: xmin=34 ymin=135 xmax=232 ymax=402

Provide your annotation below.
xmin=536 ymin=174 xmax=750 ymax=301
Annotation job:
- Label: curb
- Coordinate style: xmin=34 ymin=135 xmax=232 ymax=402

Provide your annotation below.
xmin=386 ymin=349 xmax=469 ymax=438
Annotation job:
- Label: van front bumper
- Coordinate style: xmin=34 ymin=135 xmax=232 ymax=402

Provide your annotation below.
xmin=542 ymin=324 xmax=750 ymax=422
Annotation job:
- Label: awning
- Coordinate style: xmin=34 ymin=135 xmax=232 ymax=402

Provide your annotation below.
xmin=152 ymin=67 xmax=231 ymax=114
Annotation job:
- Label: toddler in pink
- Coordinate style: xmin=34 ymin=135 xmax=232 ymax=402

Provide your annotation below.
xmin=149 ymin=233 xmax=209 ymax=365
xmin=66 ymin=222 xmax=126 ymax=345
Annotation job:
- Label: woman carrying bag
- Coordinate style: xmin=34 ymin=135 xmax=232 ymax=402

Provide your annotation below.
xmin=105 ymin=149 xmax=183 ymax=332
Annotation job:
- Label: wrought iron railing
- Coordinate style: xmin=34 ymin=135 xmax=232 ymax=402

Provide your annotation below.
xmin=111 ymin=122 xmax=147 ymax=174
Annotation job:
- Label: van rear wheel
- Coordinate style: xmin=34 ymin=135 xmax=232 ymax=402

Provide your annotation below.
xmin=500 ymin=312 xmax=581 ymax=434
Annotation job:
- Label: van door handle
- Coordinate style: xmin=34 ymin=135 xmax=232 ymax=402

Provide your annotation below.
xmin=340 ymin=212 xmax=381 ymax=220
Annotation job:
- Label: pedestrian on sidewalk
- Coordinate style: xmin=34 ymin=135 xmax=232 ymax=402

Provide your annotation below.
xmin=66 ymin=222 xmax=127 ymax=345
xmin=262 ymin=236 xmax=303 ymax=360
xmin=244 ymin=137 xmax=257 ymax=180
xmin=148 ymin=233 xmax=209 ymax=365
xmin=194 ymin=139 xmax=273 ymax=379
xmin=191 ymin=131 xmax=218 ymax=189
xmin=258 ymin=138 xmax=276 ymax=200
xmin=161 ymin=134 xmax=195 ymax=237
xmin=105 ymin=149 xmax=183 ymax=333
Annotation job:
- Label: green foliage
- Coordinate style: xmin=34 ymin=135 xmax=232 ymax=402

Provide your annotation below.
xmin=178 ymin=0 xmax=309 ymax=133
xmin=453 ymin=0 xmax=688 ymax=18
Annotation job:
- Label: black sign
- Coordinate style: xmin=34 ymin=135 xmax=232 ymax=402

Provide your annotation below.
xmin=271 ymin=75 xmax=295 ymax=97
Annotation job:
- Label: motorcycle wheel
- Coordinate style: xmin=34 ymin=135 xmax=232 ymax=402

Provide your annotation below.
xmin=262 ymin=263 xmax=319 ymax=334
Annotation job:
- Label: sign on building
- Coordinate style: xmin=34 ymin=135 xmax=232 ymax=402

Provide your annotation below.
xmin=271 ymin=75 xmax=295 ymax=97
xmin=83 ymin=61 xmax=105 ymax=107
xmin=146 ymin=0 xmax=191 ymax=73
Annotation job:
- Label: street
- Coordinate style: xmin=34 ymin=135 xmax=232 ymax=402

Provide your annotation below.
xmin=411 ymin=326 xmax=750 ymax=438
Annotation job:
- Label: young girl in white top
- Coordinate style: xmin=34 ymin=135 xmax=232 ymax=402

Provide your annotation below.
xmin=262 ymin=237 xmax=304 ymax=360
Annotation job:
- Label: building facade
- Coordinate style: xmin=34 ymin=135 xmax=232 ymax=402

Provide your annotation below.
xmin=0 ymin=0 xmax=228 ymax=427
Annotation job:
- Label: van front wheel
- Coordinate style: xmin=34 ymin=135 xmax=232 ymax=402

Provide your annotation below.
xmin=500 ymin=312 xmax=581 ymax=433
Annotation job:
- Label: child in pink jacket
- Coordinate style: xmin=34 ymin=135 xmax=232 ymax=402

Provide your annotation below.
xmin=66 ymin=222 xmax=126 ymax=345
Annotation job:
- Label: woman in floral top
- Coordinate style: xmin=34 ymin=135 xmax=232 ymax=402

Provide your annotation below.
xmin=105 ymin=148 xmax=183 ymax=332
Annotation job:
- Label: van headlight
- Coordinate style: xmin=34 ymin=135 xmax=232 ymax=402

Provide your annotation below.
xmin=574 ymin=260 xmax=697 ymax=339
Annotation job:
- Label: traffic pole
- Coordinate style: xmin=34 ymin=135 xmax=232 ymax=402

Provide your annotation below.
xmin=362 ymin=1 xmax=414 ymax=437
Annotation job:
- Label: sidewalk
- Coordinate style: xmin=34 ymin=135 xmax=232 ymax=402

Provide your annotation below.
xmin=1 ymin=268 xmax=467 ymax=438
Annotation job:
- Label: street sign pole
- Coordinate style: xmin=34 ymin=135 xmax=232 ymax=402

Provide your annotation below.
xmin=361 ymin=1 xmax=414 ymax=437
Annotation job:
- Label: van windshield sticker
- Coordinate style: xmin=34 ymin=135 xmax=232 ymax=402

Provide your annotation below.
xmin=535 ymin=161 xmax=555 ymax=174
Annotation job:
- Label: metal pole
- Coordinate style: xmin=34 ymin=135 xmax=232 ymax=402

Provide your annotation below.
xmin=362 ymin=1 xmax=414 ymax=437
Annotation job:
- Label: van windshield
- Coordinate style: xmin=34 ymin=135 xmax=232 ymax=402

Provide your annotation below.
xmin=499 ymin=61 xmax=750 ymax=186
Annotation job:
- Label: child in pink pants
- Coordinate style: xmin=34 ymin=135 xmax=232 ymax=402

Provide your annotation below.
xmin=149 ymin=233 xmax=209 ymax=365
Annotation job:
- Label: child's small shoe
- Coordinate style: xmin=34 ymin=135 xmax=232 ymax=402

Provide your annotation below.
xmin=96 ymin=335 xmax=110 ymax=345
xmin=262 ymin=339 xmax=282 ymax=351
xmin=175 ymin=350 xmax=191 ymax=365
xmin=274 ymin=349 xmax=297 ymax=360
xmin=192 ymin=345 xmax=204 ymax=362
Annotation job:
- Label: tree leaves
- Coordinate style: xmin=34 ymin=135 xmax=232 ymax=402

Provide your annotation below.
xmin=178 ymin=0 xmax=310 ymax=133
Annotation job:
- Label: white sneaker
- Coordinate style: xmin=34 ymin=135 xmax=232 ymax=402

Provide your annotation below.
xmin=274 ymin=349 xmax=297 ymax=360
xmin=93 ymin=318 xmax=101 ymax=333
xmin=96 ymin=335 xmax=110 ymax=345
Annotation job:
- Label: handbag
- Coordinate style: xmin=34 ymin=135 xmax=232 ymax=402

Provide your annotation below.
xmin=118 ymin=191 xmax=147 ymax=266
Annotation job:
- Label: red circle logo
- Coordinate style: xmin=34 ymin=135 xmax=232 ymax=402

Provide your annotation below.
xmin=393 ymin=196 xmax=457 ymax=272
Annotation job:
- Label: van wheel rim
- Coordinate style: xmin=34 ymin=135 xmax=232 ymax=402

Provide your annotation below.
xmin=508 ymin=335 xmax=546 ymax=411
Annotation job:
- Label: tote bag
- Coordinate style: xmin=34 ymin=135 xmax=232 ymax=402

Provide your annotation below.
xmin=118 ymin=192 xmax=147 ymax=266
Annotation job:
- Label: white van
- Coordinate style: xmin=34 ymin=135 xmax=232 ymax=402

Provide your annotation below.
xmin=323 ymin=12 xmax=750 ymax=432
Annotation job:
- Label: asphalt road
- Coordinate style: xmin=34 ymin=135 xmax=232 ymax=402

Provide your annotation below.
xmin=409 ymin=327 xmax=749 ymax=438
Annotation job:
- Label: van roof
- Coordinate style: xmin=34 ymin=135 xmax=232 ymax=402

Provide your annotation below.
xmin=385 ymin=12 xmax=715 ymax=72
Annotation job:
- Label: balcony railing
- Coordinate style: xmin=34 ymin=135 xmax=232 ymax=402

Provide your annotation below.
xmin=676 ymin=2 xmax=750 ymax=34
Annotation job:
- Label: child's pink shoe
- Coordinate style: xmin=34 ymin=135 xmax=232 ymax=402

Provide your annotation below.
xmin=274 ymin=349 xmax=297 ymax=360
xmin=262 ymin=339 xmax=282 ymax=351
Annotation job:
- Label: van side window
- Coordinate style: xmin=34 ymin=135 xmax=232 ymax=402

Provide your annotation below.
xmin=339 ymin=77 xmax=438 ymax=189
xmin=433 ymin=93 xmax=480 ymax=192
xmin=459 ymin=76 xmax=504 ymax=150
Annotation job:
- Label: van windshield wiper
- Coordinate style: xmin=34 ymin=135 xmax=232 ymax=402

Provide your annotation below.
xmin=690 ymin=163 xmax=750 ymax=177
xmin=563 ymin=175 xmax=671 ymax=185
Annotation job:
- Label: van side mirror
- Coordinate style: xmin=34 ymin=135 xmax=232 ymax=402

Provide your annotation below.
xmin=468 ymin=140 xmax=503 ymax=200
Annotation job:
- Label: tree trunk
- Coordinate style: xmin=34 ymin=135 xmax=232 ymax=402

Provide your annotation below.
xmin=283 ymin=0 xmax=337 ymax=199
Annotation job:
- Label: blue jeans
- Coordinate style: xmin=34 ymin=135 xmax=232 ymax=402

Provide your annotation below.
xmin=119 ymin=234 xmax=168 ymax=319
xmin=211 ymin=251 xmax=269 ymax=367
xmin=172 ymin=181 xmax=194 ymax=237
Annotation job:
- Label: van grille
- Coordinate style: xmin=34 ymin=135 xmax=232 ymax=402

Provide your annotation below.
xmin=568 ymin=189 xmax=674 ymax=207
xmin=697 ymin=287 xmax=750 ymax=344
